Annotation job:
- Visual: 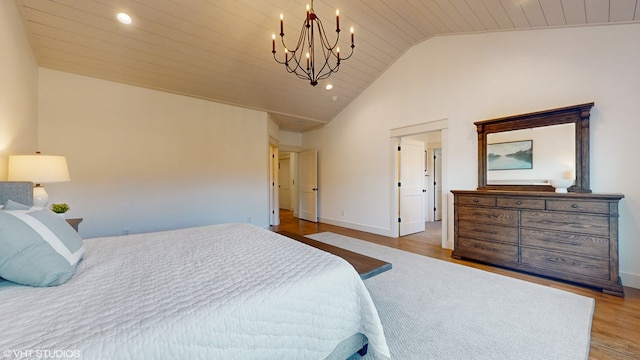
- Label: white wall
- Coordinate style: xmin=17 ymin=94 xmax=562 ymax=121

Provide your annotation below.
xmin=304 ymin=23 xmax=640 ymax=288
xmin=0 ymin=0 xmax=38 ymax=178
xmin=38 ymin=69 xmax=270 ymax=238
xmin=278 ymin=130 xmax=303 ymax=149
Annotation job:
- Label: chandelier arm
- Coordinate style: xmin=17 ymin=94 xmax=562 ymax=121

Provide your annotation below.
xmin=298 ymin=21 xmax=313 ymax=81
xmin=337 ymin=46 xmax=355 ymax=61
xmin=318 ymin=49 xmax=340 ymax=80
xmin=278 ymin=20 xmax=313 ymax=82
xmin=315 ymin=18 xmax=340 ymax=53
xmin=285 ymin=47 xmax=311 ymax=80
xmin=284 ymin=22 xmax=307 ymax=63
xmin=315 ymin=48 xmax=340 ymax=81
xmin=312 ymin=41 xmax=337 ymax=78
xmin=286 ymin=52 xmax=310 ymax=81
xmin=319 ymin=21 xmax=346 ymax=77
xmin=314 ymin=17 xmax=354 ymax=70
xmin=310 ymin=18 xmax=342 ymax=82
xmin=290 ymin=51 xmax=313 ymax=82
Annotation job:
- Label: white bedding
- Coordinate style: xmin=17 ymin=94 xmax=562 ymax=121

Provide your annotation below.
xmin=0 ymin=223 xmax=389 ymax=360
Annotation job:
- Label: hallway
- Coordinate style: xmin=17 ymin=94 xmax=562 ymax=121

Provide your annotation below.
xmin=401 ymin=221 xmax=442 ymax=246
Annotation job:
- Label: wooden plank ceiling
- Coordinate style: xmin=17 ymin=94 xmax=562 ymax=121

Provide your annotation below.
xmin=15 ymin=0 xmax=640 ymax=131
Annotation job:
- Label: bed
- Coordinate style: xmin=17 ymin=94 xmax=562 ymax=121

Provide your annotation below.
xmin=0 ymin=182 xmax=390 ymax=360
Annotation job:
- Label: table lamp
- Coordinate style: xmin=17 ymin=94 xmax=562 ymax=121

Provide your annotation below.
xmin=8 ymin=152 xmax=70 ymax=207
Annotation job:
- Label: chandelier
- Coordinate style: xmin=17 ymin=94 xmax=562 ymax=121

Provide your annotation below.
xmin=271 ymin=0 xmax=355 ymax=86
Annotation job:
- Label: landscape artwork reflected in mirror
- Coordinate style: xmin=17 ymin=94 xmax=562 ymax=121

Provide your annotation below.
xmin=487 ymin=140 xmax=533 ymax=170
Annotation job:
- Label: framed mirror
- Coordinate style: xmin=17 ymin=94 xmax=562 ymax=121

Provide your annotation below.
xmin=476 ymin=102 xmax=593 ymax=192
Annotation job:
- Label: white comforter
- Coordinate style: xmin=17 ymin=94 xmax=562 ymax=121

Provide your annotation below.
xmin=0 ymin=223 xmax=389 ymax=360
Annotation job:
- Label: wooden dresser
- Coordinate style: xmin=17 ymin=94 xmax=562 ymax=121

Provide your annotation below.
xmin=452 ymin=190 xmax=625 ymax=296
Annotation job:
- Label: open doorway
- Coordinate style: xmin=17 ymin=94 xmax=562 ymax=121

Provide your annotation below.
xmin=398 ymin=131 xmax=443 ymax=246
xmin=391 ymin=118 xmax=449 ymax=249
xmin=277 ymin=149 xmax=318 ymax=222
xmin=278 ymin=151 xmax=298 ymax=216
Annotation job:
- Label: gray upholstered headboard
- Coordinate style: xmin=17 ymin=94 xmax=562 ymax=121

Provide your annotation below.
xmin=0 ymin=181 xmax=33 ymax=206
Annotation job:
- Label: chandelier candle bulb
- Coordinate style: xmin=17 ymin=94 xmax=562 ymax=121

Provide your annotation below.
xmin=306 ymin=4 xmax=310 ymax=24
xmin=272 ymin=34 xmax=276 ymax=52
xmin=280 ymin=14 xmax=284 ymax=35
xmin=351 ymin=27 xmax=354 ymax=46
xmin=336 ymin=9 xmax=340 ymax=31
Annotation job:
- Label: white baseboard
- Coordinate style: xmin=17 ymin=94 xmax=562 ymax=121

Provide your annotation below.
xmin=621 ymin=271 xmax=640 ymax=289
xmin=319 ymin=217 xmax=396 ymax=238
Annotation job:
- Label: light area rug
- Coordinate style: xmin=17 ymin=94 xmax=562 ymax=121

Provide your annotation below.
xmin=307 ymin=232 xmax=595 ymax=360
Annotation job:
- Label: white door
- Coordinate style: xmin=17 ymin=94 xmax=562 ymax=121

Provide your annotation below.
xmin=399 ymin=138 xmax=426 ymax=236
xmin=424 ymin=150 xmax=430 ymax=221
xmin=269 ymin=145 xmax=279 ymax=225
xmin=434 ymin=148 xmax=442 ymax=221
xmin=299 ymin=149 xmax=318 ymax=222
xmin=278 ymin=156 xmax=292 ymax=210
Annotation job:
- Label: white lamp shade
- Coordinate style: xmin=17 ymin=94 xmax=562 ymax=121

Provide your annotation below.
xmin=8 ymin=155 xmax=70 ymax=184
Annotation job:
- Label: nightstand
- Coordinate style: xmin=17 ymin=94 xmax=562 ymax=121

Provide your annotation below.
xmin=66 ymin=218 xmax=83 ymax=232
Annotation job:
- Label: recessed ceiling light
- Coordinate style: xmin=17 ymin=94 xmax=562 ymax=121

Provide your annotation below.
xmin=116 ymin=12 xmax=132 ymax=25
xmin=325 ymin=84 xmax=333 ymax=90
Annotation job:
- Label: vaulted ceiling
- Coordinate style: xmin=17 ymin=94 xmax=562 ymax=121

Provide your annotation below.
xmin=15 ymin=0 xmax=640 ymax=131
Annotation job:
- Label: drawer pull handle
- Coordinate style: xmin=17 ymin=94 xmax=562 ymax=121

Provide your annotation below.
xmin=474 ymin=199 xmax=479 ymax=203
xmin=571 ymin=204 xmax=579 ymax=208
xmin=516 ymin=201 xmax=522 ymax=205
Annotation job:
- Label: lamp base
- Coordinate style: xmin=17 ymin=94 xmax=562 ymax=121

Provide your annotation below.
xmin=33 ymin=185 xmax=49 ymax=207
xmin=550 ymin=179 xmax=573 ymax=194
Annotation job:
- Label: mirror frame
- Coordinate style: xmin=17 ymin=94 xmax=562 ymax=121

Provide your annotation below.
xmin=476 ymin=102 xmax=593 ymax=193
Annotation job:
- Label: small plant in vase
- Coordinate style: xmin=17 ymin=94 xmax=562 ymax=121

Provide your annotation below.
xmin=50 ymin=203 xmax=70 ymax=217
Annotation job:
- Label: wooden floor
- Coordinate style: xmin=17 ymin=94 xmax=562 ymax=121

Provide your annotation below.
xmin=270 ymin=210 xmax=640 ymax=360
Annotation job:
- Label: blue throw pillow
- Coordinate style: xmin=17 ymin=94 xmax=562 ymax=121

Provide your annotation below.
xmin=0 ymin=209 xmax=84 ymax=287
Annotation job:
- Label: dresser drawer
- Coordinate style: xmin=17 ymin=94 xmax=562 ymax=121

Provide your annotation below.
xmin=521 ymin=248 xmax=610 ymax=280
xmin=457 ymin=238 xmax=518 ymax=264
xmin=546 ymin=200 xmax=610 ymax=214
xmin=459 ymin=221 xmax=518 ymax=244
xmin=458 ymin=207 xmax=518 ymax=227
xmin=497 ymin=197 xmax=545 ymax=210
xmin=521 ymin=228 xmax=609 ymax=258
xmin=457 ymin=195 xmax=496 ymax=206
xmin=521 ymin=211 xmax=609 ymax=237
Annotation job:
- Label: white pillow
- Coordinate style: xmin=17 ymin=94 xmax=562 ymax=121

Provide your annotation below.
xmin=0 ymin=208 xmax=84 ymax=286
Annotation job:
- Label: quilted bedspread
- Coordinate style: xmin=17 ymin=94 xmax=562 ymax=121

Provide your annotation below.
xmin=0 ymin=223 xmax=390 ymax=360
